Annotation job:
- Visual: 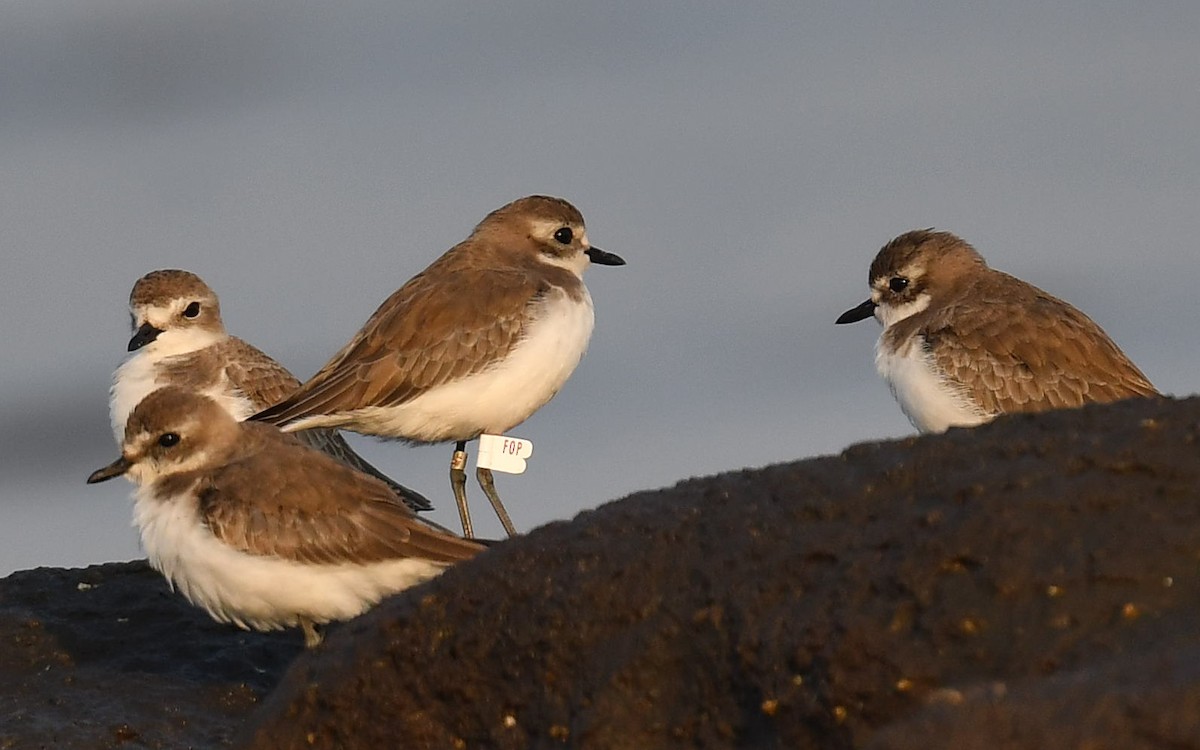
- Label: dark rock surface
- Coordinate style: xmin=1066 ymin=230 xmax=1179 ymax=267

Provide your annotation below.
xmin=3 ymin=395 xmax=1199 ymax=748
xmin=0 ymin=561 xmax=301 ymax=748
xmin=236 ymin=395 xmax=1200 ymax=749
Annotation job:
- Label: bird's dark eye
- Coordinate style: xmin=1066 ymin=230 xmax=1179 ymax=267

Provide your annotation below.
xmin=888 ymin=277 xmax=909 ymax=293
xmin=183 ymin=302 xmax=201 ymax=318
xmin=158 ymin=433 xmax=180 ymax=448
xmin=553 ymin=227 xmax=574 ymax=244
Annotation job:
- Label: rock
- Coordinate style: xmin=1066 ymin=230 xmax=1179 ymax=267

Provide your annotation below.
xmin=0 ymin=561 xmax=301 ymax=748
xmin=233 ymin=396 xmax=1200 ymax=749
xmin=4 ymin=396 xmax=1199 ymax=749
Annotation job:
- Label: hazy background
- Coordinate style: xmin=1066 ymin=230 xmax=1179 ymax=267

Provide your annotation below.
xmin=2 ymin=1 xmax=1197 ymax=575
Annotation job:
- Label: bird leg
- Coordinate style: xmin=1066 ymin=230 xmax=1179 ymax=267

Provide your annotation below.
xmin=476 ymin=467 xmax=517 ymax=537
xmin=450 ymin=441 xmax=474 ymax=539
xmin=301 ymin=620 xmax=323 ymax=649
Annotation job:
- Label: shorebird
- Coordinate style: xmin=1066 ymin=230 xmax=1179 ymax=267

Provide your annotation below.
xmin=110 ymin=269 xmax=431 ymax=512
xmin=836 ymin=229 xmax=1157 ymax=433
xmin=253 ymin=195 xmax=625 ymax=538
xmin=88 ymin=387 xmax=483 ymax=648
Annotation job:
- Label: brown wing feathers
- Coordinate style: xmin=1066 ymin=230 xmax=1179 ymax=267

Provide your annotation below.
xmin=925 ymin=276 xmax=1156 ymax=415
xmin=195 ymin=432 xmax=481 ymax=566
xmin=220 ymin=337 xmax=304 ymax=407
xmin=254 ymin=268 xmax=538 ymax=425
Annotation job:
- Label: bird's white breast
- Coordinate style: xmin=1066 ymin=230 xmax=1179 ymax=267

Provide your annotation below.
xmin=875 ymin=335 xmax=989 ymax=434
xmin=111 ymin=350 xmax=165 ymax=442
xmin=304 ymin=286 xmax=597 ymax=442
xmin=132 ymin=483 xmax=445 ymax=631
xmin=110 ymin=331 xmax=254 ymax=442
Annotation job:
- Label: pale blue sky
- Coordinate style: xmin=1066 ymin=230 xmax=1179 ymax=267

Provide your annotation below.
xmin=2 ymin=0 xmax=1197 ymax=573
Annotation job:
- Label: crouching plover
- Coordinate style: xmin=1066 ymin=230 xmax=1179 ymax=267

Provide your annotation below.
xmin=110 ymin=269 xmax=432 ymax=512
xmin=836 ymin=229 xmax=1158 ymax=433
xmin=88 ymin=387 xmax=483 ymax=647
xmin=253 ymin=195 xmax=625 ymax=539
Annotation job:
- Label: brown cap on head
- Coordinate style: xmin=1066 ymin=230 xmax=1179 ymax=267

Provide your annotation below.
xmin=474 ymin=195 xmax=586 ymax=234
xmin=130 ymin=269 xmax=220 ymax=311
xmin=870 ymin=229 xmax=988 ymax=284
xmin=124 ymin=386 xmax=237 ymax=444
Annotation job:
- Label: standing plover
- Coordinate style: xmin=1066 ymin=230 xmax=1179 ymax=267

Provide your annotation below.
xmin=254 ymin=196 xmax=625 ymax=538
